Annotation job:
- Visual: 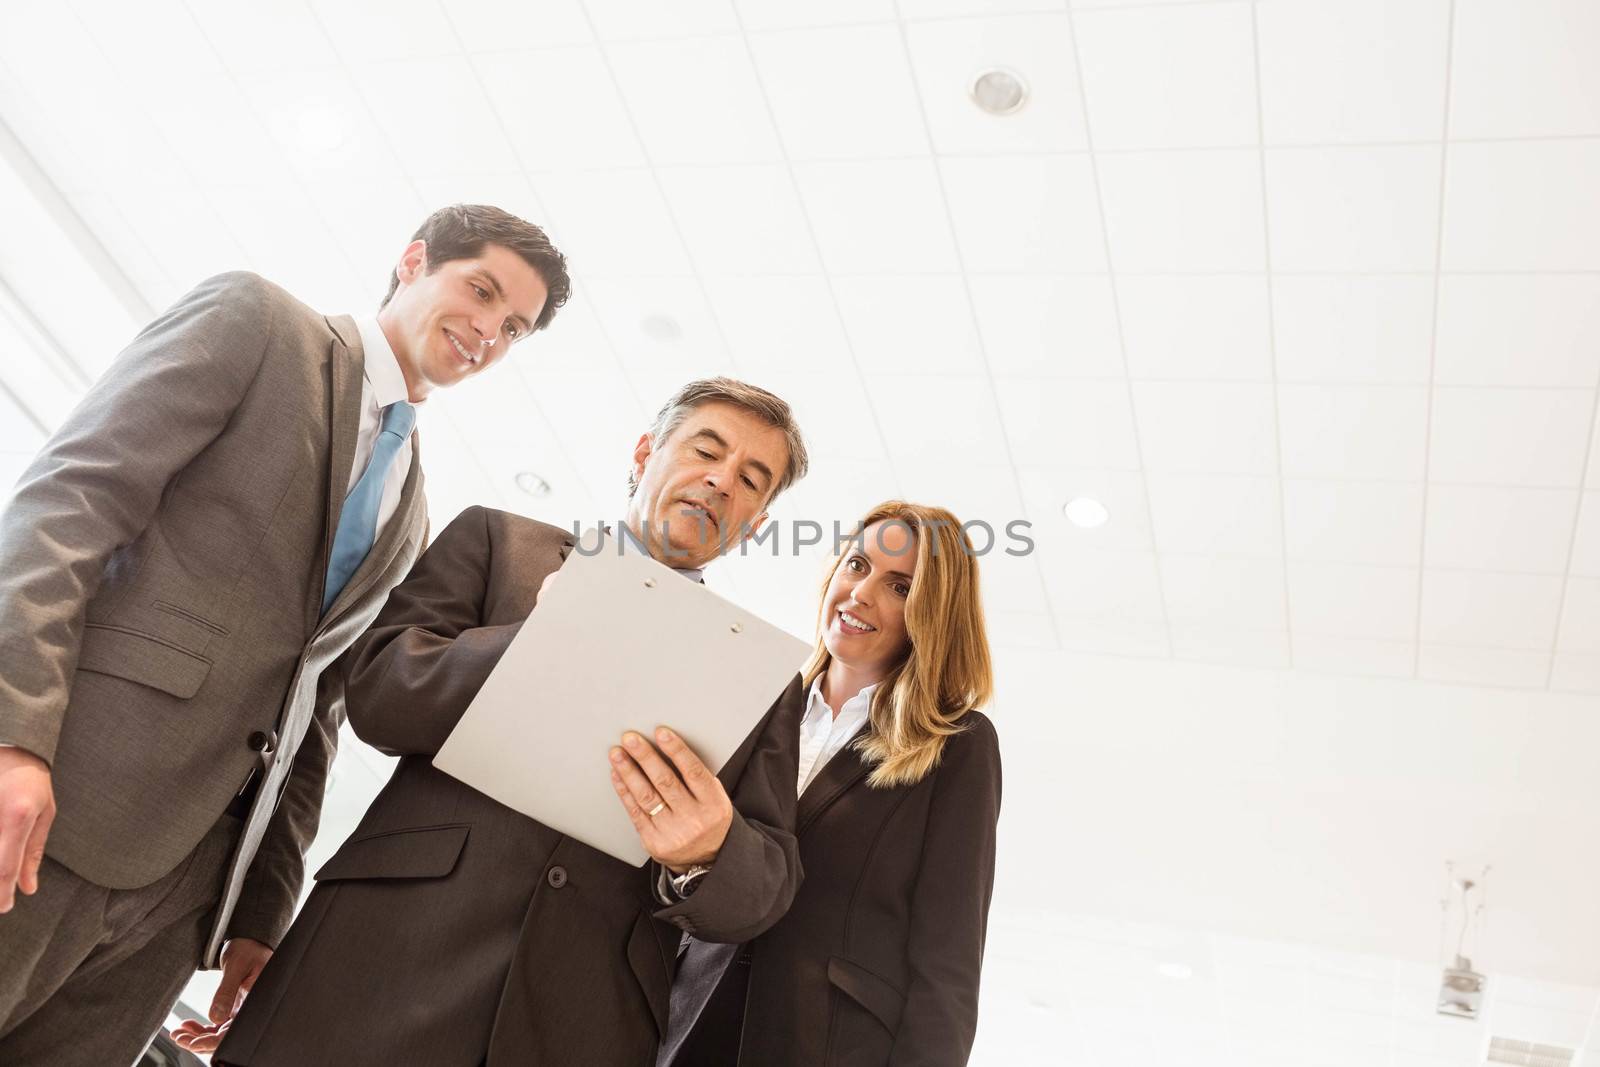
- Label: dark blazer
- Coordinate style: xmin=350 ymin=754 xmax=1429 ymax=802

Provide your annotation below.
xmin=0 ymin=271 xmax=427 ymax=963
xmin=217 ymin=506 xmax=804 ymax=1067
xmin=672 ymin=710 xmax=1001 ymax=1067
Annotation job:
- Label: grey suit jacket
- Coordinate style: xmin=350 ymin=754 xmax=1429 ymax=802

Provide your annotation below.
xmin=0 ymin=271 xmax=427 ymax=964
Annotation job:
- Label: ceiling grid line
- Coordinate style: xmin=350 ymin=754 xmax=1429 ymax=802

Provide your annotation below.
xmin=884 ymin=0 xmax=1068 ymax=651
xmin=722 ymin=10 xmax=909 ymax=501
xmin=1541 ymin=358 xmax=1600 ymax=689
xmin=1411 ymin=0 xmax=1459 ymax=683
xmin=1249 ymin=0 xmax=1295 ymax=671
xmin=429 ymin=0 xmax=641 ymax=517
xmin=1060 ymin=0 xmax=1176 ymax=659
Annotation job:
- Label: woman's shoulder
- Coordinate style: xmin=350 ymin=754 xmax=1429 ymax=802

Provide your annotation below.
xmin=940 ymin=709 xmax=1001 ymax=772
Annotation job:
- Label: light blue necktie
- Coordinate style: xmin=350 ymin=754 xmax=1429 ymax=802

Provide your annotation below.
xmin=323 ymin=400 xmax=415 ymax=614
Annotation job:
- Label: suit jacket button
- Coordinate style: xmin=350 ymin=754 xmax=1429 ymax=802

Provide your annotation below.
xmin=546 ymin=865 xmax=568 ymax=889
xmin=246 ymin=730 xmax=276 ymax=753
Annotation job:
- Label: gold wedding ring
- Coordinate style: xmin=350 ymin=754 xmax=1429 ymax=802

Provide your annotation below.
xmin=646 ymin=802 xmax=666 ymax=818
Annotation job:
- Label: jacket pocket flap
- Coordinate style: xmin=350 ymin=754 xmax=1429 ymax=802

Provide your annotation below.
xmin=828 ymin=956 xmax=906 ymax=1033
xmin=77 ymin=624 xmax=212 ymax=699
xmin=315 ymin=824 xmax=470 ymax=882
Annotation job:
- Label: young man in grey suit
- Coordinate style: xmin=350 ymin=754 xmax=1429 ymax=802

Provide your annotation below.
xmin=0 ymin=203 xmax=568 ymax=1066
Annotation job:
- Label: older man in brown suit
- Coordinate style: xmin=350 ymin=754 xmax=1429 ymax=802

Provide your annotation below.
xmin=0 ymin=205 xmax=568 ymax=1066
xmin=210 ymin=378 xmax=811 ymax=1066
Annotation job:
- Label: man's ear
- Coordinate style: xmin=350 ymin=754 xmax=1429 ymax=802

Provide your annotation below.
xmin=630 ymin=432 xmax=654 ymax=487
xmin=394 ymin=239 xmax=428 ymax=289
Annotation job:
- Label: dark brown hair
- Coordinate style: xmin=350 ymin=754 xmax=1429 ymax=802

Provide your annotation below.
xmin=380 ymin=204 xmax=571 ymax=331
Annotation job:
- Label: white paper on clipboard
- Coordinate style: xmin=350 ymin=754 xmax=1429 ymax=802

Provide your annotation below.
xmin=432 ymin=527 xmax=812 ymax=866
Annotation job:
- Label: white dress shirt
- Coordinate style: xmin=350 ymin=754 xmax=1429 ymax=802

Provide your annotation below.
xmin=797 ymin=677 xmax=876 ymax=795
xmin=350 ymin=318 xmax=415 ymax=536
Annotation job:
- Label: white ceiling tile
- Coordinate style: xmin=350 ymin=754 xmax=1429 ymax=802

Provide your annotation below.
xmin=1292 ymin=635 xmax=1415 ymax=679
xmin=1282 ymin=479 xmax=1423 ymax=567
xmin=1450 ymin=0 xmax=1600 ymax=139
xmin=1492 ymin=975 xmax=1600 ymax=1015
xmin=1161 ymin=556 xmax=1287 ymax=631
xmin=1434 ymin=275 xmax=1600 ymax=388
xmin=1557 ymin=577 xmax=1600 ymax=653
xmin=868 ymin=373 xmax=1010 ymax=465
xmin=793 ymin=159 xmax=961 ymax=273
xmin=897 ymin=462 xmax=1047 ymax=615
xmin=940 ymin=155 xmax=1107 ymax=273
xmin=606 ymin=37 xmax=783 ymax=165
xmin=969 ymin=276 xmax=1125 ymax=379
xmin=1571 ymin=492 xmax=1600 ymax=577
xmin=1423 ymin=485 xmax=1578 ymax=574
xmin=314 ymin=180 xmax=431 ymax=300
xmin=186 ymin=0 xmax=343 ymax=71
xmin=1550 ymin=651 xmax=1600 ymax=693
xmin=581 ymin=276 xmax=729 ymax=383
xmin=747 ymin=373 xmax=888 ymax=463
xmin=1417 ymin=643 xmax=1550 ymax=688
xmin=984 ymin=610 xmax=1060 ymax=650
xmin=582 ymin=0 xmax=739 ymax=40
xmin=350 ymin=57 xmax=515 ymax=179
xmin=1170 ymin=626 xmax=1290 ymax=669
xmin=1428 ymin=387 xmax=1593 ymax=488
xmin=1133 ymin=382 xmax=1277 ymax=475
xmin=74 ymin=0 xmax=228 ymax=80
xmin=1256 ymin=0 xmax=1449 ymax=144
xmin=1146 ymin=473 xmax=1281 ymax=557
xmin=1442 ymin=140 xmax=1600 ymax=271
xmin=1272 ymin=276 xmax=1434 ymax=386
xmin=236 ymin=67 xmax=404 ymax=182
xmin=749 ymin=25 xmax=928 ymax=160
xmin=1117 ymin=275 xmax=1270 ymax=381
xmin=409 ymin=173 xmax=548 ymax=237
xmin=702 ymin=276 xmax=855 ymax=375
xmin=904 ymin=13 xmax=1088 ymax=154
xmin=475 ymin=47 xmax=644 ymax=170
xmin=734 ymin=0 xmax=896 ymax=30
xmin=901 ymin=0 xmax=1065 ymax=15
xmin=1420 ymin=570 xmax=1564 ymax=650
xmin=0 ymin=389 xmax=44 ymax=453
xmin=440 ymin=0 xmax=594 ymax=49
xmin=532 ymin=169 xmax=694 ymax=276
xmin=832 ymin=276 xmax=984 ymax=374
xmin=1278 ymin=385 xmax=1428 ymax=481
xmin=1097 ymin=150 xmax=1265 ymax=272
xmin=1038 ymin=546 xmax=1166 ymax=622
xmin=307 ymin=0 xmax=460 ymax=61
xmin=995 ymin=378 xmax=1142 ymax=469
xmin=1017 ymin=467 xmax=1153 ymax=552
xmin=140 ymin=75 xmax=296 ymax=189
xmin=1288 ymin=562 xmax=1418 ymax=641
xmin=203 ymin=186 xmax=362 ymax=307
xmin=1591 ymin=412 xmax=1600 ymax=491
xmin=1053 ymin=616 xmax=1169 ymax=658
xmin=1072 ymin=3 xmax=1256 ymax=150
xmin=657 ymin=164 xmax=820 ymax=275
xmin=1266 ymin=146 xmax=1441 ymax=272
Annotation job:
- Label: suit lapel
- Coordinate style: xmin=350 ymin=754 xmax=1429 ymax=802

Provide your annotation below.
xmin=308 ymin=316 xmax=365 ymax=632
xmin=798 ymin=739 xmax=874 ymax=835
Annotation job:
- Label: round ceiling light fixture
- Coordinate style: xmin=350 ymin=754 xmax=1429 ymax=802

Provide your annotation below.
xmin=970 ymin=68 xmax=1029 ymax=116
xmin=1156 ymin=962 xmax=1194 ymax=981
xmin=1062 ymin=497 xmax=1109 ymax=529
xmin=639 ymin=314 xmax=683 ymax=343
xmin=514 ymin=471 xmax=553 ymax=498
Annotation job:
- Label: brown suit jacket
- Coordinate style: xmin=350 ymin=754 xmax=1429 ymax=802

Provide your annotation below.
xmin=217 ymin=506 xmax=804 ymax=1067
xmin=0 ymin=272 xmax=426 ymax=963
xmin=672 ymin=712 xmax=1001 ymax=1067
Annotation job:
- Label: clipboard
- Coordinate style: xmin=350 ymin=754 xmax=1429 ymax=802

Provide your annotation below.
xmin=432 ymin=527 xmax=813 ymax=866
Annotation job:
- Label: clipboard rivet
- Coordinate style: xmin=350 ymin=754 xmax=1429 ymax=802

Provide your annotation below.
xmin=643 ymin=578 xmax=657 ymax=588
xmin=730 ymin=622 xmax=742 ymax=634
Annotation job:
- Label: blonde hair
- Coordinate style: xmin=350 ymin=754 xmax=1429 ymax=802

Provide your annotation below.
xmin=802 ymin=501 xmax=995 ymax=788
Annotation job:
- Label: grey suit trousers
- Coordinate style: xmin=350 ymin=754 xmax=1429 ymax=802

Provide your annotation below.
xmin=0 ymin=813 xmax=242 ymax=1067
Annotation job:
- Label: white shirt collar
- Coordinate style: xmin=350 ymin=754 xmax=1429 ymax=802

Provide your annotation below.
xmin=355 ymin=318 xmax=413 ymax=408
xmin=805 ymin=676 xmax=879 ymax=723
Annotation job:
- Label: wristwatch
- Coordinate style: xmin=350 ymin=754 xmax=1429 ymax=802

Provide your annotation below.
xmin=668 ymin=864 xmax=713 ymax=898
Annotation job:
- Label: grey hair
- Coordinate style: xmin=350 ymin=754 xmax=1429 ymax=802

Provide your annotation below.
xmin=627 ymin=377 xmax=810 ymax=503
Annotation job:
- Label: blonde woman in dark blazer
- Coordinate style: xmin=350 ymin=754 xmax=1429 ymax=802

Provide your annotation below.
xmin=659 ymin=500 xmax=1001 ymax=1067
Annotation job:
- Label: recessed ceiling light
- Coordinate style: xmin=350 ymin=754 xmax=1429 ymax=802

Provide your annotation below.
xmin=639 ymin=314 xmax=682 ymax=342
xmin=970 ymin=68 xmax=1029 ymax=116
xmin=1062 ymin=497 xmax=1109 ymax=529
xmin=514 ymin=471 xmax=552 ymax=498
xmin=1156 ymin=961 xmax=1194 ymax=981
